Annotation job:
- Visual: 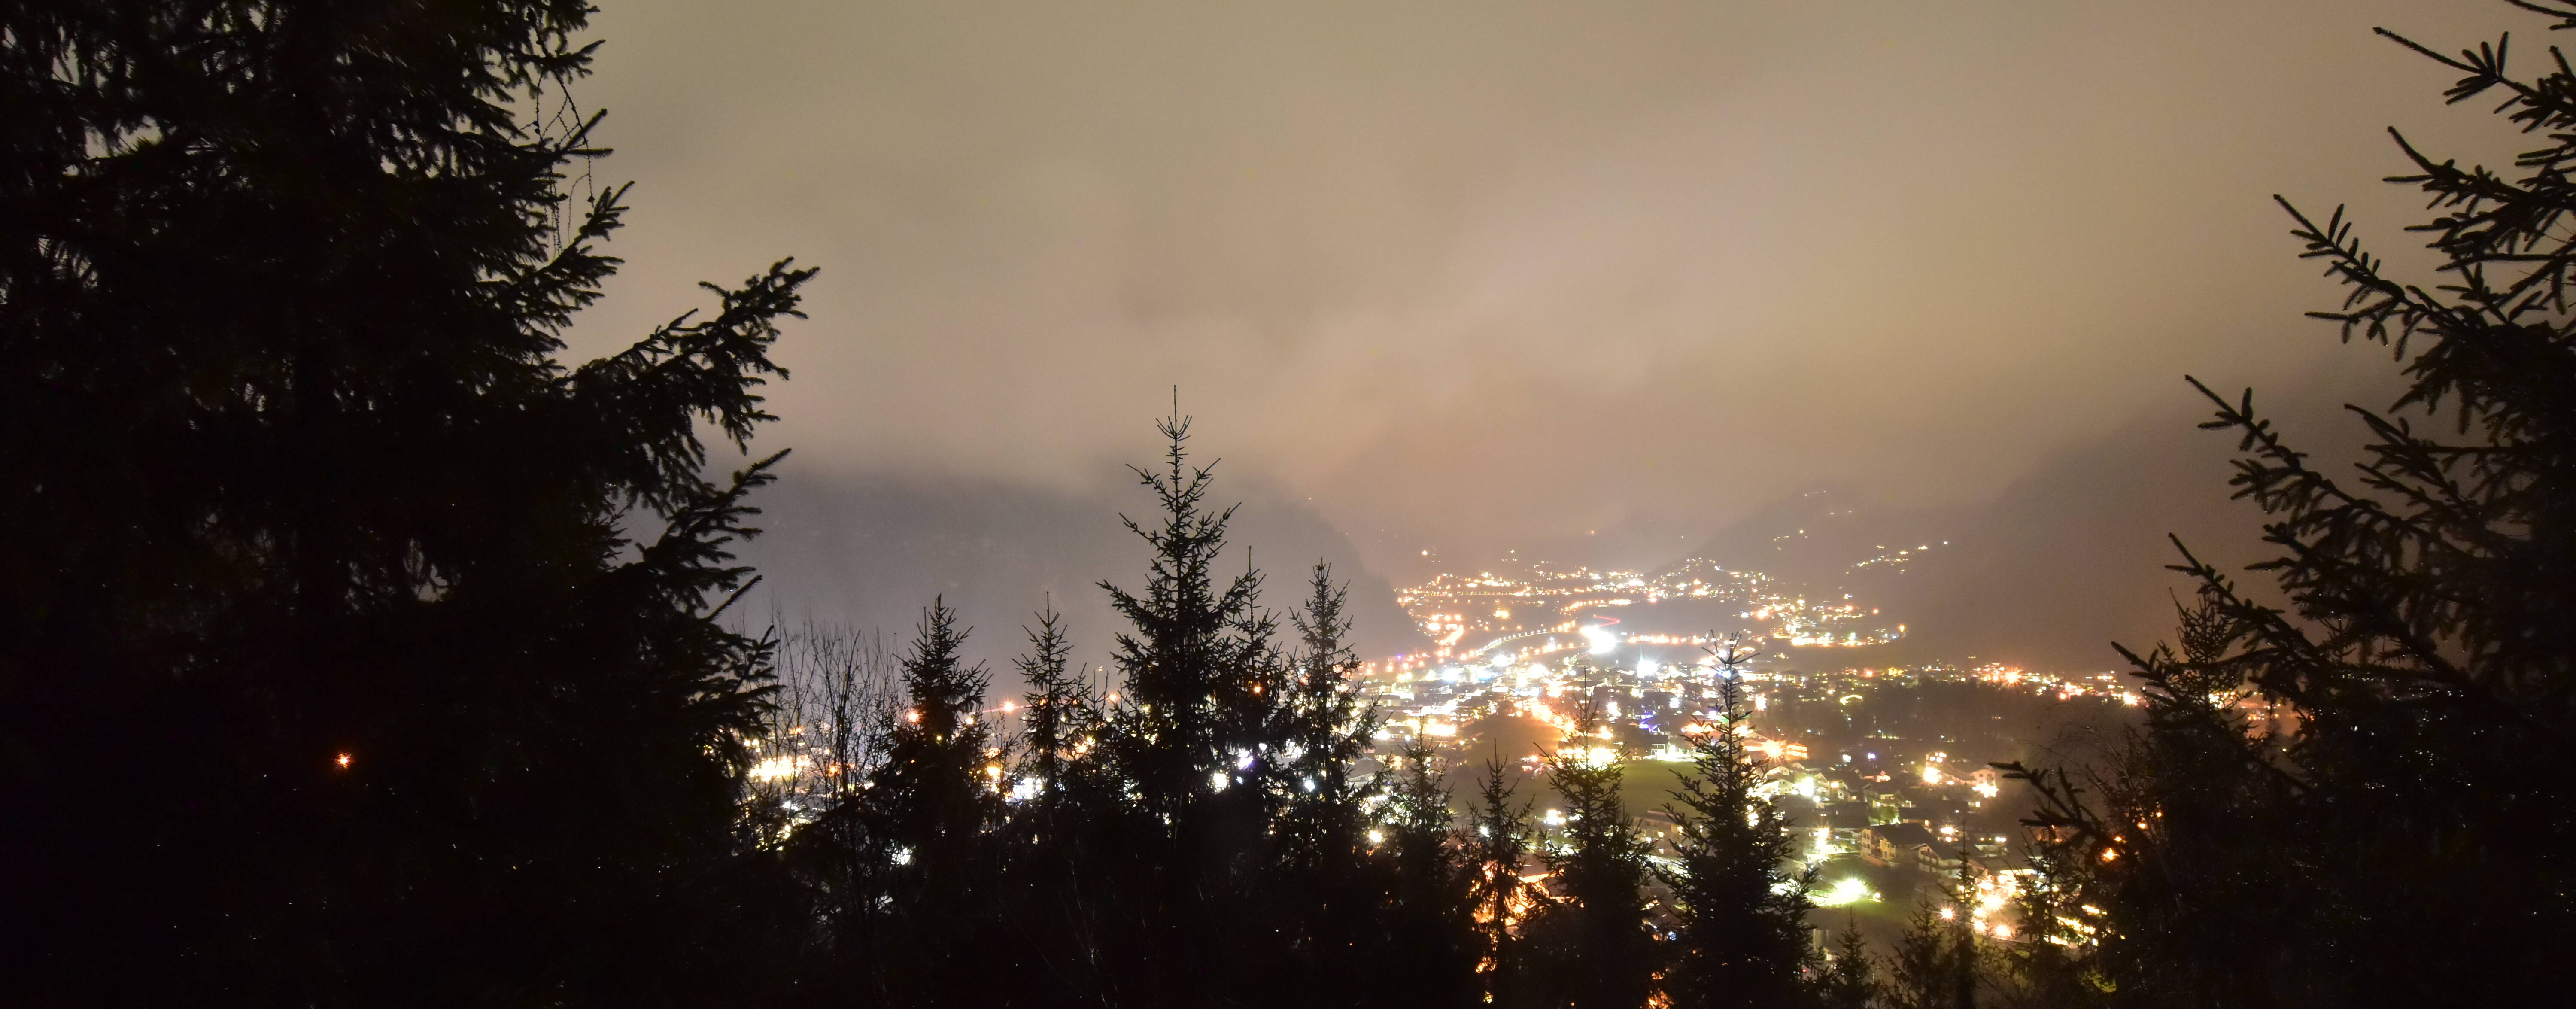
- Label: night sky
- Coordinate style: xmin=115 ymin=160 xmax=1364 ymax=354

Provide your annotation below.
xmin=561 ymin=0 xmax=2505 ymax=614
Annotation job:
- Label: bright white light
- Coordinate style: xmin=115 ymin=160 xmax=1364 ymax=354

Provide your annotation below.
xmin=891 ymin=846 xmax=914 ymax=866
xmin=1367 ymin=829 xmax=1386 ymax=845
xmin=1815 ymin=878 xmax=1876 ymax=906
xmin=1209 ymin=771 xmax=1230 ymax=792
xmin=1582 ymin=625 xmax=1617 ymax=655
xmin=749 ymin=754 xmax=806 ymax=781
xmin=1636 ymin=659 xmax=1658 ymax=678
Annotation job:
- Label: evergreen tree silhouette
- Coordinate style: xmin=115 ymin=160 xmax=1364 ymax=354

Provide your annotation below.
xmin=1367 ymin=739 xmax=1485 ymax=1008
xmin=1273 ymin=562 xmax=1404 ymax=1003
xmin=1282 ymin=562 xmax=1380 ymax=854
xmin=1013 ymin=599 xmax=1090 ymax=824
xmin=1470 ymin=750 xmax=1541 ymax=1006
xmin=1814 ymin=917 xmax=1882 ymax=1009
xmin=0 ymin=3 xmax=809 ymax=1004
xmin=1000 ymin=601 xmax=1109 ymax=1007
xmin=1088 ymin=407 xmax=1308 ymax=1005
xmin=1522 ymin=698 xmax=1661 ymax=1009
xmin=1658 ymin=639 xmax=1814 ymax=1009
xmin=2008 ymin=3 xmax=2576 ymax=1005
xmin=1887 ymin=894 xmax=1978 ymax=1009
xmin=1099 ymin=409 xmax=1273 ymax=823
xmin=846 ymin=600 xmax=1004 ymax=1004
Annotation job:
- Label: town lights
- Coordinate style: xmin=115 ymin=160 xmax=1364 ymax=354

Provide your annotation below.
xmin=750 ymin=755 xmax=805 ymax=781
xmin=1581 ymin=625 xmax=1617 ymax=654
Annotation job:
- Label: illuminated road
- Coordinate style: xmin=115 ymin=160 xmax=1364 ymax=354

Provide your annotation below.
xmin=1461 ymin=613 xmax=1620 ymax=660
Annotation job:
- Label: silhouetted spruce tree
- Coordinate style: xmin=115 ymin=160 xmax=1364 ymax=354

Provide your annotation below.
xmin=1367 ymin=739 xmax=1485 ymax=1008
xmin=1100 ymin=411 xmax=1272 ymax=817
xmin=1814 ymin=917 xmax=1882 ymax=1009
xmin=2007 ymin=4 xmax=2576 ymax=1006
xmin=843 ymin=600 xmax=1004 ymax=1004
xmin=1983 ymin=834 xmax=2107 ymax=1009
xmin=1886 ymin=889 xmax=1979 ymax=1009
xmin=1274 ymin=562 xmax=1398 ymax=1000
xmin=1659 ymin=641 xmax=1814 ymax=1009
xmin=1012 ymin=601 xmax=1090 ymax=825
xmin=1091 ymin=409 xmax=1304 ymax=1004
xmin=1282 ymin=562 xmax=1380 ymax=852
xmin=1470 ymin=750 xmax=1540 ymax=1006
xmin=0 ymin=3 xmax=809 ymax=1005
xmin=1523 ymin=703 xmax=1661 ymax=1009
xmin=999 ymin=601 xmax=1109 ymax=1007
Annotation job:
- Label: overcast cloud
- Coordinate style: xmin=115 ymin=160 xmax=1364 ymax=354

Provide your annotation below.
xmin=566 ymin=0 xmax=2515 ymax=572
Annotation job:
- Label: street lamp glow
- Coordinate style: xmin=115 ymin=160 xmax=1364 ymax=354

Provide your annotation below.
xmin=1815 ymin=877 xmax=1877 ymax=907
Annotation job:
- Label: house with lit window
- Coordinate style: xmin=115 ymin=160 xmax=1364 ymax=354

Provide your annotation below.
xmin=1859 ymin=822 xmax=1935 ymax=869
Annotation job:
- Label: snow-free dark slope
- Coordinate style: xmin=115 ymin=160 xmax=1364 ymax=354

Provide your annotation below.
xmin=1666 ymin=360 xmax=2399 ymax=670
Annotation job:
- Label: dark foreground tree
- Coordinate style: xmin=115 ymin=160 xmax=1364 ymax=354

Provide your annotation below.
xmin=1522 ymin=702 xmax=1661 ymax=1009
xmin=1368 ymin=739 xmax=1485 ymax=1008
xmin=841 ymin=601 xmax=1005 ymax=1004
xmin=2010 ymin=3 xmax=2576 ymax=1006
xmin=1470 ymin=749 xmax=1541 ymax=1006
xmin=995 ymin=601 xmax=1108 ymax=1007
xmin=1886 ymin=890 xmax=1980 ymax=1009
xmin=1 ymin=3 xmax=811 ymax=1005
xmin=1011 ymin=600 xmax=1091 ymax=828
xmin=1658 ymin=640 xmax=1813 ymax=1009
xmin=1083 ymin=410 xmax=1294 ymax=1003
xmin=936 ymin=409 xmax=1383 ymax=1008
xmin=1814 ymin=917 xmax=1881 ymax=1009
